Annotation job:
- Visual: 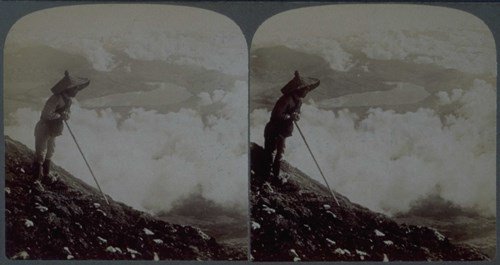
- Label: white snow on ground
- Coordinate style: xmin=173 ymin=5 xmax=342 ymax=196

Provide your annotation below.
xmin=375 ymin=230 xmax=385 ymax=237
xmin=97 ymin=236 xmax=107 ymax=243
xmin=326 ymin=238 xmax=336 ymax=245
xmin=263 ymin=182 xmax=274 ymax=193
xmin=383 ymin=253 xmax=389 ymax=262
xmin=323 ymin=204 xmax=331 ymax=210
xmin=334 ymin=248 xmax=351 ymax=256
xmin=251 ymin=221 xmax=261 ymax=230
xmin=143 ymin=228 xmax=155 ymax=235
xmin=356 ymin=250 xmax=368 ymax=260
xmin=5 ymin=187 xmax=11 ymax=194
xmin=195 ymin=228 xmax=210 ymax=240
xmin=93 ymin=203 xmax=101 ymax=208
xmin=153 ymin=239 xmax=163 ymax=244
xmin=154 ymin=252 xmax=159 ymax=261
xmin=289 ymin=249 xmax=301 ymax=261
xmin=20 ymin=168 xmax=25 ymax=173
xmin=326 ymin=211 xmax=337 ymax=218
xmin=35 ymin=203 xmax=48 ymax=212
xmin=432 ymin=229 xmax=446 ymax=241
xmin=63 ymin=247 xmax=72 ymax=255
xmin=105 ymin=246 xmax=123 ymax=254
xmin=24 ymin=219 xmax=34 ymax=228
xmin=127 ymin=247 xmax=141 ymax=258
xmin=96 ymin=209 xmax=107 ymax=216
xmin=64 ymin=248 xmax=74 ymax=260
xmin=384 ymin=240 xmax=394 ymax=246
xmin=262 ymin=204 xmax=276 ymax=214
xmin=12 ymin=251 xmax=29 ymax=260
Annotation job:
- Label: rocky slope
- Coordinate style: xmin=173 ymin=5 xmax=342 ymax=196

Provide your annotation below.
xmin=250 ymin=143 xmax=488 ymax=261
xmin=5 ymin=136 xmax=245 ymax=260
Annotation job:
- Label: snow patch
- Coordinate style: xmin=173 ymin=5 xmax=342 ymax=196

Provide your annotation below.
xmin=433 ymin=229 xmax=446 ymax=241
xmin=24 ymin=219 xmax=34 ymax=228
xmin=383 ymin=253 xmax=389 ymax=262
xmin=262 ymin=204 xmax=276 ymax=214
xmin=356 ymin=250 xmax=368 ymax=260
xmin=289 ymin=249 xmax=301 ymax=261
xmin=251 ymin=221 xmax=261 ymax=230
xmin=35 ymin=203 xmax=48 ymax=212
xmin=93 ymin=203 xmax=101 ymax=208
xmin=334 ymin=248 xmax=351 ymax=256
xmin=326 ymin=211 xmax=337 ymax=218
xmin=96 ymin=209 xmax=107 ymax=216
xmin=143 ymin=228 xmax=155 ymax=235
xmin=263 ymin=182 xmax=274 ymax=193
xmin=63 ymin=247 xmax=71 ymax=254
xmin=97 ymin=236 xmax=107 ymax=244
xmin=375 ymin=229 xmax=385 ymax=237
xmin=5 ymin=187 xmax=11 ymax=194
xmin=153 ymin=239 xmax=163 ymax=244
xmin=154 ymin=252 xmax=159 ymax=261
xmin=323 ymin=204 xmax=331 ymax=210
xmin=326 ymin=238 xmax=336 ymax=245
xmin=127 ymin=247 xmax=141 ymax=258
xmin=20 ymin=168 xmax=25 ymax=173
xmin=383 ymin=240 xmax=394 ymax=246
xmin=196 ymin=228 xmax=210 ymax=240
xmin=12 ymin=251 xmax=29 ymax=260
xmin=105 ymin=246 xmax=123 ymax=254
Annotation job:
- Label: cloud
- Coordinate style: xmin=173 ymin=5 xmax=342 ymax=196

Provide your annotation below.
xmin=360 ymin=29 xmax=496 ymax=75
xmin=6 ymin=81 xmax=248 ymax=214
xmin=251 ymin=79 xmax=496 ymax=216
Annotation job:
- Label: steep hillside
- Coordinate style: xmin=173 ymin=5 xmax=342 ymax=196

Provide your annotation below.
xmin=5 ymin=136 xmax=245 ymax=260
xmin=250 ymin=143 xmax=488 ymax=261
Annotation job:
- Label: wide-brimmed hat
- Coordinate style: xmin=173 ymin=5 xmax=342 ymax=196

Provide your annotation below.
xmin=51 ymin=70 xmax=90 ymax=94
xmin=280 ymin=71 xmax=320 ymax=95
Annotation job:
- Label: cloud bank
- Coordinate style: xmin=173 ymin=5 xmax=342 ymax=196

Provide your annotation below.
xmin=6 ymin=81 xmax=248 ymax=214
xmin=251 ymin=79 xmax=496 ymax=217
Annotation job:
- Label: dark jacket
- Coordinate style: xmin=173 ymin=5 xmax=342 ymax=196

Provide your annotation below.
xmin=265 ymin=93 xmax=302 ymax=138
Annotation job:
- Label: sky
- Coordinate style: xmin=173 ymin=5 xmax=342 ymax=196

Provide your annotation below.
xmin=254 ymin=4 xmax=492 ymax=46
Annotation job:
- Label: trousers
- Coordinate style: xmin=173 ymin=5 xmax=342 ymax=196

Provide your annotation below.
xmin=264 ymin=122 xmax=287 ymax=177
xmin=34 ymin=121 xmax=57 ymax=164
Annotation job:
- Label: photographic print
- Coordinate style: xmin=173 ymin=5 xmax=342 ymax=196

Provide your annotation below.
xmin=4 ymin=4 xmax=248 ymax=260
xmin=250 ymin=4 xmax=496 ymax=261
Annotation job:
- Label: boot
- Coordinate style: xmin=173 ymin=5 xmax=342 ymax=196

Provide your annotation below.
xmin=272 ymin=159 xmax=281 ymax=179
xmin=33 ymin=162 xmax=43 ymax=179
xmin=42 ymin=159 xmax=51 ymax=177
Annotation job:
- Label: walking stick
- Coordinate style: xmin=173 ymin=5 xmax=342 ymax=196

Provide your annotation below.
xmin=294 ymin=121 xmax=340 ymax=207
xmin=64 ymin=120 xmax=110 ymax=205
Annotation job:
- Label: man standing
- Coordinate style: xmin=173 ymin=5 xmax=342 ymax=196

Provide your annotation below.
xmin=33 ymin=70 xmax=90 ymax=179
xmin=263 ymin=71 xmax=319 ymax=178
